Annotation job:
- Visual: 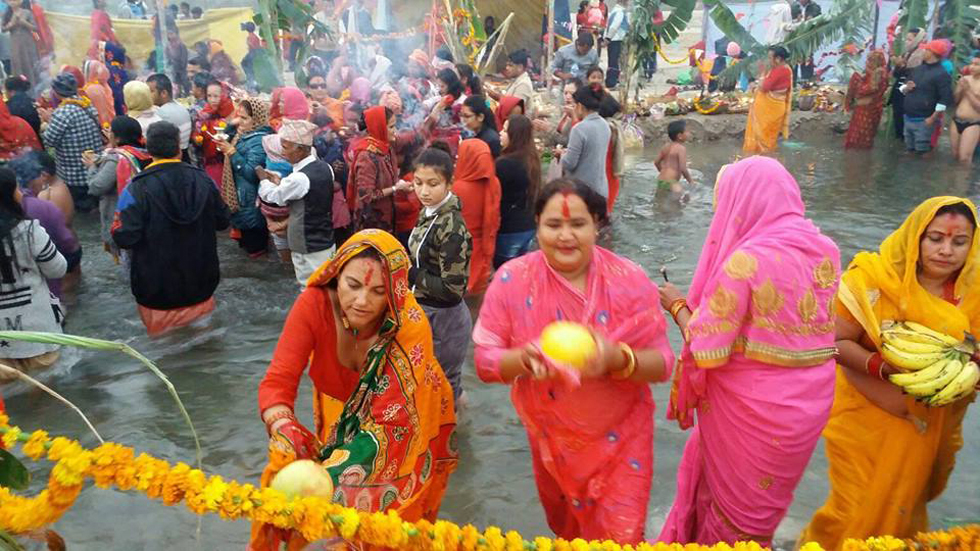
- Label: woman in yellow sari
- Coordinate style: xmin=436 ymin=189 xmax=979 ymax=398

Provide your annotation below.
xmin=250 ymin=230 xmax=458 ymax=550
xmin=801 ymin=197 xmax=979 ymax=550
xmin=743 ymin=46 xmax=793 ymax=155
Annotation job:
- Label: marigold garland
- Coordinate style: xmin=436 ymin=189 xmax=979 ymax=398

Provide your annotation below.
xmin=0 ymin=417 xmax=978 ymax=551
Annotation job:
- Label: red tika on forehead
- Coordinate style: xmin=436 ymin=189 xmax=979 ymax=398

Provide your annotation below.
xmin=561 ymin=191 xmax=572 ymax=219
xmin=364 ymin=266 xmax=375 ymax=287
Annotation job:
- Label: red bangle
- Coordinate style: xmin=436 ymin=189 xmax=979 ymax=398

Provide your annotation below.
xmin=866 ymin=352 xmax=885 ymax=380
xmin=264 ymin=409 xmax=296 ymax=435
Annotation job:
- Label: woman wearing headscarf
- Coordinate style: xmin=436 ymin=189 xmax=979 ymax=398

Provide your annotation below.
xmin=454 ymin=138 xmax=501 ymax=294
xmin=347 ymin=106 xmax=405 ymax=233
xmin=844 ymin=51 xmax=889 ymax=149
xmin=209 ymin=40 xmax=240 ymax=86
xmin=104 ymin=42 xmax=130 ymax=116
xmin=123 ymin=80 xmax=162 ymax=135
xmin=216 ymin=97 xmax=272 ymax=257
xmin=743 ymin=46 xmax=793 ymax=155
xmin=657 ymin=157 xmax=840 ymax=547
xmin=0 ymin=94 xmax=40 ymax=159
xmin=801 ymin=197 xmax=979 ymax=550
xmin=252 ymin=230 xmax=458 ymax=549
xmin=269 ymin=86 xmax=310 ymax=130
xmin=88 ymin=0 xmax=117 ymax=59
xmin=83 ymin=59 xmax=116 ymax=127
xmin=193 ymin=80 xmax=235 ymax=187
xmin=4 ymin=75 xmax=41 ymax=143
xmin=495 ymin=96 xmax=525 ymax=131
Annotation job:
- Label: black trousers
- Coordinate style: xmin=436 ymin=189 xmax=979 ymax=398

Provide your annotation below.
xmin=606 ymin=40 xmax=623 ymax=88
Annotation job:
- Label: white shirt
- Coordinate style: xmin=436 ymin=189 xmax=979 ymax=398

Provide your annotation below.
xmin=606 ymin=5 xmax=629 ymax=42
xmin=503 ymin=72 xmax=534 ymax=106
xmin=259 ymin=154 xmax=319 ymax=206
xmin=423 ymin=192 xmax=453 ymax=217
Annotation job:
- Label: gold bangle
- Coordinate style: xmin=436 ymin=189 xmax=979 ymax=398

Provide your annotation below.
xmin=669 ymin=298 xmax=688 ymax=320
xmin=611 ymin=342 xmax=637 ymax=380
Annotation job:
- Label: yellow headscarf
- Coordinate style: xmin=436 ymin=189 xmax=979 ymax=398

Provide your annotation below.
xmin=123 ymin=80 xmax=154 ymax=118
xmin=838 ymin=196 xmax=980 ymax=346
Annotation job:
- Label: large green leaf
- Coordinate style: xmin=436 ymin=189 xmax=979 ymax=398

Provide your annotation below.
xmin=655 ymin=0 xmax=697 ymax=44
xmin=0 ymin=449 xmax=29 ymax=491
xmin=703 ymin=0 xmax=760 ymax=52
xmin=941 ymin=0 xmax=980 ymax=71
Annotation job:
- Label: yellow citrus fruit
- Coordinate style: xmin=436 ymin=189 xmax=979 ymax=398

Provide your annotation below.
xmin=270 ymin=459 xmax=335 ymax=500
xmin=540 ymin=321 xmax=597 ymax=369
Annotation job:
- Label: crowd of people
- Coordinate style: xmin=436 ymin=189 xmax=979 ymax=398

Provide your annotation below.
xmin=0 ymin=1 xmax=975 ymax=551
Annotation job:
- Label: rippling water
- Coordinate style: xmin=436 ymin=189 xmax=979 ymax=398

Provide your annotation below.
xmin=4 ymin=135 xmax=979 ymax=549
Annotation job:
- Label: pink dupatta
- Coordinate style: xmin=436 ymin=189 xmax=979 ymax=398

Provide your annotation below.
xmin=474 ymin=248 xmax=674 ymax=542
xmin=659 ymin=156 xmax=841 ymax=545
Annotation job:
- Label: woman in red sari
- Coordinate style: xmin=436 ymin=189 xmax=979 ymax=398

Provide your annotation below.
xmin=0 ymin=100 xmax=40 ymax=160
xmin=88 ymin=0 xmax=117 ymax=59
xmin=347 ymin=106 xmax=412 ymax=233
xmin=454 ymin=138 xmax=501 ymax=295
xmin=251 ymin=230 xmax=457 ymax=550
xmin=844 ymin=51 xmax=890 ymax=149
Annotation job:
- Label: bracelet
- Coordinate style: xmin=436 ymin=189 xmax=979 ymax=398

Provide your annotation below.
xmin=669 ymin=298 xmax=688 ymax=320
xmin=866 ymin=352 xmax=886 ymax=380
xmin=264 ymin=409 xmax=297 ymax=435
xmin=611 ymin=342 xmax=637 ymax=380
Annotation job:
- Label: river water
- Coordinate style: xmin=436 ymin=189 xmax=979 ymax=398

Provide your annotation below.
xmin=4 ymin=134 xmax=979 ymax=549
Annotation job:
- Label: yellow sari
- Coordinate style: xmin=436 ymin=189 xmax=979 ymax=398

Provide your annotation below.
xmin=742 ymin=69 xmax=792 ymax=155
xmin=801 ymin=197 xmax=980 ymax=550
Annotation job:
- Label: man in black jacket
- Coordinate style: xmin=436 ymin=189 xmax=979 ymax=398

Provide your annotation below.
xmin=902 ymin=40 xmax=954 ymax=155
xmin=113 ymin=121 xmax=231 ymax=336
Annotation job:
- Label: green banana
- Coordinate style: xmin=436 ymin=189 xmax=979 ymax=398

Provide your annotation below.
xmin=929 ymin=361 xmax=980 ymax=406
xmin=902 ymin=357 xmax=965 ymax=398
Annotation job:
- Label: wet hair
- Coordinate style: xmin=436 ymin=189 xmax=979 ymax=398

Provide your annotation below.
xmin=576 ymin=32 xmax=594 ymax=48
xmin=4 ymin=76 xmax=30 ymax=93
xmin=188 ymin=56 xmax=211 ymax=72
xmin=598 ymin=93 xmax=621 ymax=118
xmin=192 ymin=71 xmax=213 ymax=92
xmin=111 ymin=116 xmax=143 ymax=147
xmin=437 ymin=68 xmax=464 ymax=99
xmin=456 ymin=64 xmax=483 ymax=96
xmin=933 ymin=203 xmax=977 ymax=229
xmin=586 ymin=66 xmax=604 ymax=80
xmin=463 ymin=95 xmax=497 ymax=132
xmin=572 ymin=83 xmax=603 ymax=111
xmin=357 ymin=106 xmax=394 ymax=132
xmin=435 ymin=45 xmax=454 ymax=63
xmin=501 ymin=114 xmax=541 ymax=207
xmin=146 ymin=121 xmax=181 ymax=159
xmin=0 ymin=167 xmax=25 ymax=284
xmin=414 ymin=145 xmax=455 ymax=182
xmin=507 ymin=49 xmax=529 ymax=68
xmin=534 ymin=178 xmax=608 ymax=225
xmin=146 ymin=73 xmax=173 ymax=98
xmin=769 ymin=45 xmax=790 ymax=61
xmin=668 ymin=119 xmax=687 ymax=141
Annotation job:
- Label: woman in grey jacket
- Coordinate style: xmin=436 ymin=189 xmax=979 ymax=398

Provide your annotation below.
xmin=557 ymin=83 xmax=610 ymax=199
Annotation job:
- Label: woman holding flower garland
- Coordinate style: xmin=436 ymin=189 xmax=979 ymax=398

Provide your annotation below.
xmin=802 ymin=197 xmax=979 ymax=550
xmin=252 ymin=230 xmax=458 ymax=550
xmin=473 ymin=179 xmax=674 ymax=543
xmin=658 ymin=157 xmax=841 ymax=547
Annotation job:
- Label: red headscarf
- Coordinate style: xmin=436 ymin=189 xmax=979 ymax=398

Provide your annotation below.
xmin=0 ymin=101 xmax=41 ymax=159
xmin=280 ymin=86 xmax=310 ymax=120
xmin=60 ymin=65 xmax=86 ymax=92
xmin=346 ymin=106 xmax=394 ymax=207
xmin=495 ymin=96 xmax=525 ymax=130
xmin=453 ymin=139 xmax=501 ymax=293
xmin=32 ymin=3 xmax=54 ymax=57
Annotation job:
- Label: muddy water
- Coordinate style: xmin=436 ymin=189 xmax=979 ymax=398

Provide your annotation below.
xmin=4 ymin=135 xmax=979 ymax=549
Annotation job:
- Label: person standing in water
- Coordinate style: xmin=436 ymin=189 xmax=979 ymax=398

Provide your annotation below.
xmin=949 ymin=54 xmax=980 ymax=164
xmin=655 ymin=120 xmax=692 ymax=194
xmin=113 ymin=121 xmax=230 ymax=336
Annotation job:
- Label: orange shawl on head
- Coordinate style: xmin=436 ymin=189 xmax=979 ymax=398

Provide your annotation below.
xmin=454 ymin=138 xmax=501 ymax=294
xmin=83 ymin=60 xmax=115 ymax=126
xmin=250 ymin=230 xmax=457 ymax=551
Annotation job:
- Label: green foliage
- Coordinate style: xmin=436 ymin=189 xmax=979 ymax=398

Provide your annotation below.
xmin=940 ymin=0 xmax=980 ymax=71
xmin=0 ymin=449 xmax=28 ymax=491
xmin=656 ymin=0 xmax=697 ymax=44
xmin=253 ymin=0 xmax=335 ymax=89
xmin=703 ymin=0 xmax=760 ymax=52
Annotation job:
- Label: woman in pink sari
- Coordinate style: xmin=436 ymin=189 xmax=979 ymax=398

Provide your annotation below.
xmin=473 ymin=178 xmax=675 ymax=543
xmin=82 ymin=59 xmax=115 ymax=127
xmin=657 ymin=156 xmax=841 ymax=546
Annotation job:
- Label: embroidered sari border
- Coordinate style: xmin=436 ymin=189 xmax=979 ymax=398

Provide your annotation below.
xmin=692 ymin=336 xmax=837 ymax=369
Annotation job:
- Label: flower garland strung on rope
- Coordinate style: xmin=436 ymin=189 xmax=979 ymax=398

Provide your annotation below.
xmin=1 ymin=418 xmax=979 ymax=551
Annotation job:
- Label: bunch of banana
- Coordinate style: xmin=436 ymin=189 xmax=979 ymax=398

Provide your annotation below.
xmin=881 ymin=321 xmax=980 ymax=406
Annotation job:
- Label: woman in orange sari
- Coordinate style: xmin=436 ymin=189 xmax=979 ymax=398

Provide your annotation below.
xmin=844 ymin=51 xmax=889 ymax=149
xmin=82 ymin=59 xmax=115 ymax=127
xmin=251 ymin=230 xmax=458 ymax=551
xmin=801 ymin=197 xmax=979 ymax=550
xmin=743 ymin=46 xmax=793 ymax=155
xmin=454 ymin=138 xmax=501 ymax=294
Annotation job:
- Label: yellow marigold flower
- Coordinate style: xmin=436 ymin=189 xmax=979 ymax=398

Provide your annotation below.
xmin=505 ymin=530 xmax=524 ymax=551
xmin=22 ymin=430 xmax=49 ymax=460
xmin=534 ymin=537 xmax=554 ymax=551
xmin=162 ymin=463 xmax=191 ymax=506
xmin=202 ymin=476 xmax=229 ymax=511
xmin=800 ymin=543 xmax=825 ymax=551
xmin=2 ymin=426 xmax=21 ymax=449
xmin=484 ymin=526 xmax=506 ymax=551
xmin=339 ymin=508 xmax=360 ymax=540
xmin=461 ymin=524 xmax=480 ymax=550
xmin=0 ymin=413 xmax=9 ymax=427
xmin=569 ymin=539 xmax=590 ymax=551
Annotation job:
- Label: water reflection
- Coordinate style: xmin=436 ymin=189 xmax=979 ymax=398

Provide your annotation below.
xmin=3 ymin=134 xmax=979 ymax=549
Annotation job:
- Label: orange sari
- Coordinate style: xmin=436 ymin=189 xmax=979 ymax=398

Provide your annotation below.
xmin=743 ymin=68 xmax=793 ymax=155
xmin=250 ymin=230 xmax=458 ymax=550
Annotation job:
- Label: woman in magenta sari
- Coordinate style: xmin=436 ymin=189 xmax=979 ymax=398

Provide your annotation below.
xmin=657 ymin=156 xmax=841 ymax=546
xmin=473 ymin=178 xmax=675 ymax=543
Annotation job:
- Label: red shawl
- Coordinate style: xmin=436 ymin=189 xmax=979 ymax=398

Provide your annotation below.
xmin=0 ymin=101 xmax=41 ymax=159
xmin=453 ymin=138 xmax=501 ymax=293
xmin=495 ymin=96 xmax=524 ymax=130
xmin=32 ymin=3 xmax=54 ymax=57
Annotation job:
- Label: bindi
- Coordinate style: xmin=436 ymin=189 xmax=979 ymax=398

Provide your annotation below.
xmin=560 ymin=192 xmax=571 ymax=219
xmin=363 ymin=266 xmax=375 ymax=288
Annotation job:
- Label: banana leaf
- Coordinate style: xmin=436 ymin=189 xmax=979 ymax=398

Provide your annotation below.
xmin=0 ymin=449 xmax=28 ymax=491
xmin=654 ymin=0 xmax=697 ymax=44
xmin=941 ymin=0 xmax=980 ymax=71
xmin=703 ymin=0 xmax=760 ymax=53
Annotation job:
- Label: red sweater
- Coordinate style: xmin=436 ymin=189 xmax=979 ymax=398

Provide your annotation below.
xmin=761 ymin=65 xmax=792 ymax=93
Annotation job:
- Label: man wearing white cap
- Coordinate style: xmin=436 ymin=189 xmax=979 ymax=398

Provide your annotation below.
xmin=256 ymin=120 xmax=336 ymax=285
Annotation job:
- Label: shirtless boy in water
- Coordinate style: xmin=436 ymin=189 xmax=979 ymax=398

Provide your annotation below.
xmin=951 ymin=55 xmax=980 ymax=164
xmin=655 ymin=120 xmax=693 ymax=193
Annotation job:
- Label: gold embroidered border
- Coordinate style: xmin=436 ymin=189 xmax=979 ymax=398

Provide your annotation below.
xmin=692 ymin=336 xmax=837 ymax=369
xmin=751 ymin=316 xmax=835 ymax=337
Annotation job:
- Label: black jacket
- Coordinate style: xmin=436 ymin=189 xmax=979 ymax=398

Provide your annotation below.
xmin=904 ymin=61 xmax=954 ymax=118
xmin=286 ymin=160 xmax=334 ymax=254
xmin=113 ymin=162 xmax=231 ymax=309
